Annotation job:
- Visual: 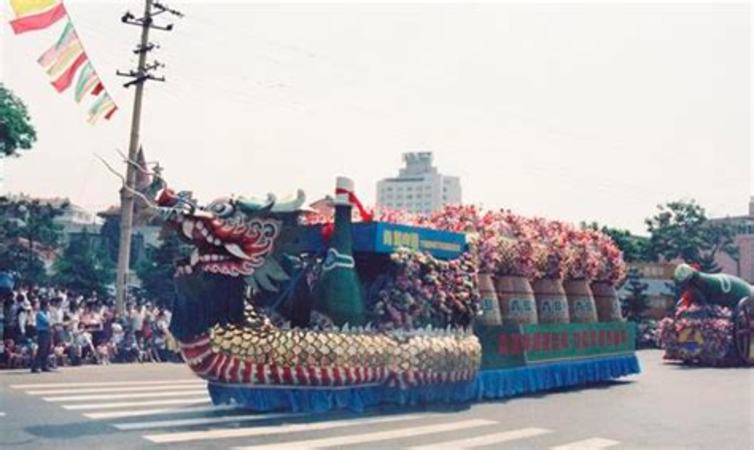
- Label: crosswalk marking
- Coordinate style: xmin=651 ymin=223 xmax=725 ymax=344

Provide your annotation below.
xmin=10 ymin=379 xmax=202 ymax=389
xmin=552 ymin=437 xmax=621 ymax=449
xmin=83 ymin=404 xmax=240 ymax=420
xmin=42 ymin=389 xmax=207 ymax=402
xmin=407 ymin=426 xmax=553 ymax=449
xmin=234 ymin=418 xmax=498 ymax=450
xmin=26 ymin=384 xmax=207 ymax=395
xmin=62 ymin=397 xmax=210 ymax=410
xmin=143 ymin=413 xmax=431 ymax=444
xmin=11 ymin=378 xmax=626 ymax=449
xmin=113 ymin=412 xmax=308 ymax=430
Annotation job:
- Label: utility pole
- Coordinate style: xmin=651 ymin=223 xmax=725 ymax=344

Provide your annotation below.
xmin=114 ymin=0 xmax=182 ymax=316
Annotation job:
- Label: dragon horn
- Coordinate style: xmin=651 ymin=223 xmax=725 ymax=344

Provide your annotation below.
xmin=236 ymin=193 xmax=277 ymax=215
xmin=270 ymin=189 xmax=306 ymax=213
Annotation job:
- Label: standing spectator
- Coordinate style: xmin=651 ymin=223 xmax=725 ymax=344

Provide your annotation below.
xmin=48 ymin=298 xmax=64 ymax=327
xmin=130 ymin=304 xmax=146 ymax=341
xmin=31 ymin=300 xmax=52 ymax=373
xmin=17 ymin=296 xmax=31 ymax=340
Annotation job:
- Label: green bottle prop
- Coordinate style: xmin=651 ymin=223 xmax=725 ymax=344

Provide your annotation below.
xmin=313 ymin=176 xmax=366 ymax=326
xmin=674 ymin=263 xmax=754 ymax=309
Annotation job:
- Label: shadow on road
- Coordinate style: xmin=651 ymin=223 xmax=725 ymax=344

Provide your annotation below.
xmin=24 ymin=421 xmax=118 ymax=440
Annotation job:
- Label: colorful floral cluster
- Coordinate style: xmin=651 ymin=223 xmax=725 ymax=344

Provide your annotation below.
xmin=659 ymin=303 xmax=735 ymax=365
xmin=299 ymin=201 xmax=626 ymax=285
xmin=371 ymin=248 xmax=480 ymax=330
xmin=529 ymin=218 xmax=570 ymax=280
xmin=591 ymin=231 xmax=627 ymax=284
xmin=563 ymin=227 xmax=601 ymax=281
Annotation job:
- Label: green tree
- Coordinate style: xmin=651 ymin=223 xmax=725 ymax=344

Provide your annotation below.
xmin=645 ymin=200 xmax=708 ymax=263
xmin=0 ymin=84 xmax=37 ymax=157
xmin=53 ymin=230 xmax=114 ymax=296
xmin=581 ymin=222 xmax=652 ymax=263
xmin=699 ymin=221 xmax=739 ymax=273
xmin=99 ymin=214 xmax=120 ymax=263
xmin=136 ymin=230 xmax=186 ymax=307
xmin=620 ymin=267 xmax=650 ymax=321
xmin=645 ymin=200 xmax=740 ymax=269
xmin=0 ymin=197 xmax=66 ymax=284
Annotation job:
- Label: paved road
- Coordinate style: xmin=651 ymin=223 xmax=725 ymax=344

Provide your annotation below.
xmin=1 ymin=350 xmax=752 ymax=449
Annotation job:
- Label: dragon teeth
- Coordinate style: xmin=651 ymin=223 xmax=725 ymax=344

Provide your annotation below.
xmin=182 ymin=220 xmax=195 ymax=239
xmin=225 ymin=243 xmax=251 ymax=260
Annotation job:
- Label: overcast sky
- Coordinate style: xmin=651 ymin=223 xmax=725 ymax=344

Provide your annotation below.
xmin=1 ymin=1 xmax=751 ymax=234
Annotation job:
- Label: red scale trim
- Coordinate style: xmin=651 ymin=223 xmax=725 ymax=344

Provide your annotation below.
xmin=294 ymin=366 xmax=307 ymax=385
xmin=225 ymin=357 xmax=240 ymax=383
xmin=212 ymin=354 xmax=229 ymax=380
xmin=281 ymin=367 xmax=294 ymax=385
xmin=308 ymin=367 xmax=321 ymax=386
xmin=200 ymin=353 xmax=222 ymax=378
xmin=186 ymin=351 xmax=214 ymax=375
xmin=242 ymin=360 xmax=253 ymax=383
xmin=332 ymin=367 xmax=343 ymax=386
xmin=255 ymin=364 xmax=266 ymax=384
xmin=269 ymin=365 xmax=281 ymax=384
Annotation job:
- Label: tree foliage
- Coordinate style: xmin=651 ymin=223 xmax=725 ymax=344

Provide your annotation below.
xmin=0 ymin=84 xmax=37 ymax=157
xmin=136 ymin=230 xmax=186 ymax=308
xmin=620 ymin=267 xmax=650 ymax=321
xmin=0 ymin=197 xmax=66 ymax=284
xmin=53 ymin=230 xmax=114 ymax=296
xmin=645 ymin=200 xmax=739 ymax=269
xmin=581 ymin=222 xmax=652 ymax=263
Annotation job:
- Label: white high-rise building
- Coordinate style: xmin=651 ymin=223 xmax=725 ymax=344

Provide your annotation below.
xmin=376 ymin=152 xmax=462 ymax=214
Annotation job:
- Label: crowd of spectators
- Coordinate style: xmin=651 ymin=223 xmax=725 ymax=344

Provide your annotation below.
xmin=0 ymin=284 xmax=181 ymax=372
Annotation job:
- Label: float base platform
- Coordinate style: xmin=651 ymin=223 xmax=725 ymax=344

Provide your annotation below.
xmin=207 ymin=353 xmax=640 ymax=413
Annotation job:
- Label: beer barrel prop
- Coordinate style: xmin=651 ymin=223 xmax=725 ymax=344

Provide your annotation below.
xmin=495 ymin=275 xmax=538 ymax=325
xmin=563 ymin=279 xmax=598 ymax=323
xmin=477 ymin=273 xmax=503 ymax=325
xmin=591 ymin=281 xmax=623 ymax=322
xmin=531 ymin=278 xmax=570 ymax=324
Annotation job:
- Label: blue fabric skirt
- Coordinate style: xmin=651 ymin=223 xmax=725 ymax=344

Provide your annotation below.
xmin=208 ymin=353 xmax=640 ymax=413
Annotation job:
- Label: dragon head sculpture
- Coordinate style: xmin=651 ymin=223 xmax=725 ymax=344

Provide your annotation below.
xmin=150 ymin=185 xmax=307 ymax=341
xmin=156 ymin=187 xmax=306 ymax=278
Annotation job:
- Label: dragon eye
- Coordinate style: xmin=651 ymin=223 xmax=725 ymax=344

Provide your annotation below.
xmin=209 ymin=200 xmax=235 ymax=218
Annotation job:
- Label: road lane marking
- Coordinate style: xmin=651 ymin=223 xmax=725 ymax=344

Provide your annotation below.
xmin=234 ymin=419 xmax=498 ymax=450
xmin=26 ymin=385 xmax=208 ymax=395
xmin=113 ymin=412 xmax=307 ymax=430
xmin=83 ymin=404 xmax=240 ymax=420
xmin=62 ymin=397 xmax=210 ymax=410
xmin=143 ymin=413 xmax=432 ymax=444
xmin=43 ymin=389 xmax=207 ymax=402
xmin=11 ymin=379 xmax=202 ymax=389
xmin=552 ymin=437 xmax=621 ymax=450
xmin=407 ymin=427 xmax=552 ymax=449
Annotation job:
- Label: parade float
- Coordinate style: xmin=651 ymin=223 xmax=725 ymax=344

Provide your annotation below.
xmin=660 ymin=264 xmax=754 ymax=366
xmin=151 ymin=175 xmax=639 ymax=412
